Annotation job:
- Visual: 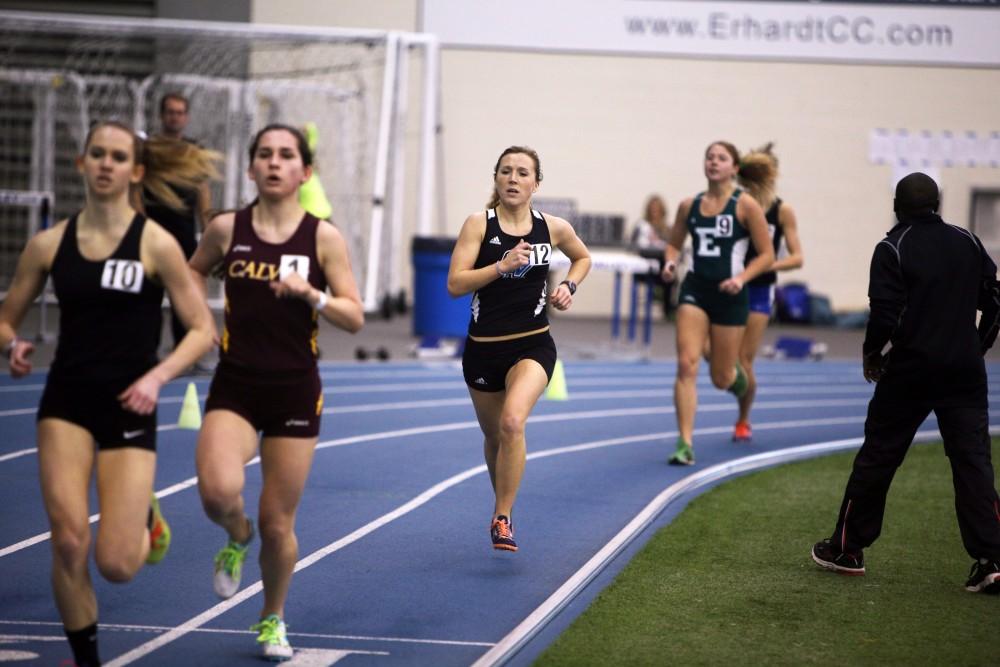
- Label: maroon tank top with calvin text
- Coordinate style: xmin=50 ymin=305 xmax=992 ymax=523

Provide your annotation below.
xmin=219 ymin=206 xmax=326 ymax=374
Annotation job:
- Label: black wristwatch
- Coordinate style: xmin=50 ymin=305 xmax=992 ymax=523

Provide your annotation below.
xmin=559 ymin=279 xmax=577 ymax=296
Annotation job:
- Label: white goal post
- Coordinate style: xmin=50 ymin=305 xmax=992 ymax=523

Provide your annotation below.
xmin=0 ymin=10 xmax=442 ymax=313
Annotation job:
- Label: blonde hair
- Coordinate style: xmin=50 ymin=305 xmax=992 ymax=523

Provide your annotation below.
xmin=486 ymin=145 xmax=543 ymax=210
xmin=737 ymin=142 xmax=779 ymax=210
xmin=83 ymin=121 xmax=221 ymax=212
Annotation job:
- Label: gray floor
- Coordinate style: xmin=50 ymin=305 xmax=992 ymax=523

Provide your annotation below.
xmin=13 ymin=302 xmax=873 ymax=367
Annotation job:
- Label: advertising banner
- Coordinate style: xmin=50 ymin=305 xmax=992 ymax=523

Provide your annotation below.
xmin=421 ymin=1 xmax=1000 ymax=67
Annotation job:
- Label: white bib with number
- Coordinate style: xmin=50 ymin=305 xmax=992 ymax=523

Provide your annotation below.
xmin=279 ymin=254 xmax=310 ymax=280
xmin=101 ymin=259 xmax=144 ymax=294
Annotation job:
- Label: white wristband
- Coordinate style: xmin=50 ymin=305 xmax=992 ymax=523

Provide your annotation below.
xmin=313 ymin=290 xmax=329 ymax=311
xmin=3 ymin=337 xmax=18 ymax=357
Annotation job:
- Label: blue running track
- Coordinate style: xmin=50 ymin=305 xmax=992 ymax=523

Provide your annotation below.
xmin=2 ymin=359 xmax=998 ymax=666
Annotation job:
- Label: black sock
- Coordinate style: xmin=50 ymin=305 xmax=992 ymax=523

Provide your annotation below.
xmin=65 ymin=622 xmax=100 ymax=667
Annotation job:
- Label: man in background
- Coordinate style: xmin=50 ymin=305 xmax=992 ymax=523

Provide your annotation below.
xmin=144 ymin=92 xmax=214 ymax=372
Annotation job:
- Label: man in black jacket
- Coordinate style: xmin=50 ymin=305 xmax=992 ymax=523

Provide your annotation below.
xmin=812 ymin=172 xmax=1000 ymax=593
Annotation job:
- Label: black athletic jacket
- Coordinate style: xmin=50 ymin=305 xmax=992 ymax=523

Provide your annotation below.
xmin=863 ymin=212 xmax=1000 ymax=405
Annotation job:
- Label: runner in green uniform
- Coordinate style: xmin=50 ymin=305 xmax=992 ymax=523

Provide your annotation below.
xmin=661 ymin=141 xmax=774 ymax=465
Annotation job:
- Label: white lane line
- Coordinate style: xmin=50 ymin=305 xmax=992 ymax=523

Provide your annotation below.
xmin=103 ymin=465 xmax=493 ymax=666
xmin=319 ymin=386 xmax=886 ymax=416
xmin=0 ymin=424 xmax=181 ymax=464
xmin=103 ymin=415 xmax=870 ymax=666
xmin=4 ymin=364 xmax=997 ymax=417
xmin=0 ymin=407 xmax=37 ymax=417
xmin=0 ymin=448 xmax=37 ymax=463
xmin=1 ymin=400 xmax=988 ymax=556
xmin=0 ymin=384 xmax=45 ymax=392
xmin=0 ymin=633 xmax=65 ymax=641
xmin=472 ymin=424 xmax=1000 ymax=667
xmin=0 ymin=619 xmax=489 ymax=647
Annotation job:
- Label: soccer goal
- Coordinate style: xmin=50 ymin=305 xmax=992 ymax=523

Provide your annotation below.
xmin=0 ymin=10 xmax=442 ymax=313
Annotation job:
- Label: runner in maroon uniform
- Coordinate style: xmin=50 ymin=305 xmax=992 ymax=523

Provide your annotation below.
xmin=448 ymin=145 xmax=591 ymax=552
xmin=0 ymin=121 xmax=216 ymax=667
xmin=189 ymin=124 xmax=364 ymax=661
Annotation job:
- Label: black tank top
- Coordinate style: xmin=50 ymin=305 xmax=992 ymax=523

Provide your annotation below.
xmin=49 ymin=213 xmax=163 ymax=382
xmin=219 ymin=206 xmax=326 ymax=374
xmin=746 ymin=198 xmax=784 ymax=287
xmin=468 ymin=208 xmax=552 ymax=338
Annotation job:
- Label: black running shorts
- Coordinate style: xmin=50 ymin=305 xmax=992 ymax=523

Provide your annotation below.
xmin=462 ymin=330 xmax=557 ymax=392
xmin=205 ymin=363 xmax=323 ymax=438
xmin=37 ymin=375 xmax=157 ymax=451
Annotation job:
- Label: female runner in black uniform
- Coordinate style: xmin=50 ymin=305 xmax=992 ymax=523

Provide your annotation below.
xmin=448 ymin=146 xmax=591 ymax=552
xmin=0 ymin=121 xmax=216 ymax=667
xmin=733 ymin=143 xmax=804 ymax=442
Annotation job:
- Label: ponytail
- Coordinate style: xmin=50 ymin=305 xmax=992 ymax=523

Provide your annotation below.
xmin=142 ymin=136 xmax=222 ymax=212
xmin=82 ymin=120 xmax=221 ymax=213
xmin=737 ymin=142 xmax=778 ymax=210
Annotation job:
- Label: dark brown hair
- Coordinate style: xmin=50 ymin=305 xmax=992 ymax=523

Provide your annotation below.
xmin=159 ymin=92 xmax=189 ymax=115
xmin=706 ymin=140 xmax=740 ymax=166
xmin=248 ymin=124 xmax=313 ymax=167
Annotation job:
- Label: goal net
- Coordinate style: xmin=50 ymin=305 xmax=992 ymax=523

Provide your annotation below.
xmin=0 ymin=11 xmax=440 ymax=312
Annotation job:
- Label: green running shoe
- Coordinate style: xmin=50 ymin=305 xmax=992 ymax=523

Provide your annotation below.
xmin=668 ymin=438 xmax=695 ymax=466
xmin=145 ymin=494 xmax=171 ymax=565
xmin=728 ymin=363 xmax=749 ymax=398
xmin=213 ymin=517 xmax=253 ymax=599
xmin=251 ymin=614 xmax=293 ymax=662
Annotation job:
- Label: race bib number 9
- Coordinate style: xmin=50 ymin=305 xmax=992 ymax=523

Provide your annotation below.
xmin=279 ymin=255 xmax=310 ymax=281
xmin=101 ymin=259 xmax=144 ymax=294
xmin=715 ymin=215 xmax=734 ymax=237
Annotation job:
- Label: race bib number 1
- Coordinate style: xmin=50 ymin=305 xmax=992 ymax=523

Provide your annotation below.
xmin=101 ymin=259 xmax=144 ymax=294
xmin=279 ymin=254 xmax=310 ymax=280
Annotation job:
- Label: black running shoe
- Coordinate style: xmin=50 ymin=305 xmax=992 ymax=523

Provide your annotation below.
xmin=965 ymin=559 xmax=1000 ymax=594
xmin=811 ymin=539 xmax=865 ymax=576
xmin=491 ymin=515 xmax=517 ymax=552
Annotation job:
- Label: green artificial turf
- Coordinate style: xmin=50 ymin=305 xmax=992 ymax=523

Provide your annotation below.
xmin=536 ymin=440 xmax=1000 ymax=666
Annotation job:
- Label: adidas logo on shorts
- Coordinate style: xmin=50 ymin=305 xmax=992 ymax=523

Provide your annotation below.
xmin=475 ymin=377 xmax=488 ymax=385
xmin=489 ymin=236 xmax=501 ymax=246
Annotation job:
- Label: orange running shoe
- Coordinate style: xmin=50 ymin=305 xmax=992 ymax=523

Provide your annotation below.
xmin=732 ymin=421 xmax=752 ymax=442
xmin=490 ymin=515 xmax=517 ymax=552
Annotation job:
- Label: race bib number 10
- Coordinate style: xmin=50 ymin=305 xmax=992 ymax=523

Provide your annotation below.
xmin=101 ymin=259 xmax=144 ymax=294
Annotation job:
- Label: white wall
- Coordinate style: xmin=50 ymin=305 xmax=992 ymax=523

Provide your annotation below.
xmin=252 ymin=0 xmax=1000 ymax=313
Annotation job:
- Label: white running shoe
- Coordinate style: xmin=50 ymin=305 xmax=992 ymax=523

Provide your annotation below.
xmin=213 ymin=518 xmax=254 ymax=599
xmin=251 ymin=614 xmax=293 ymax=662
